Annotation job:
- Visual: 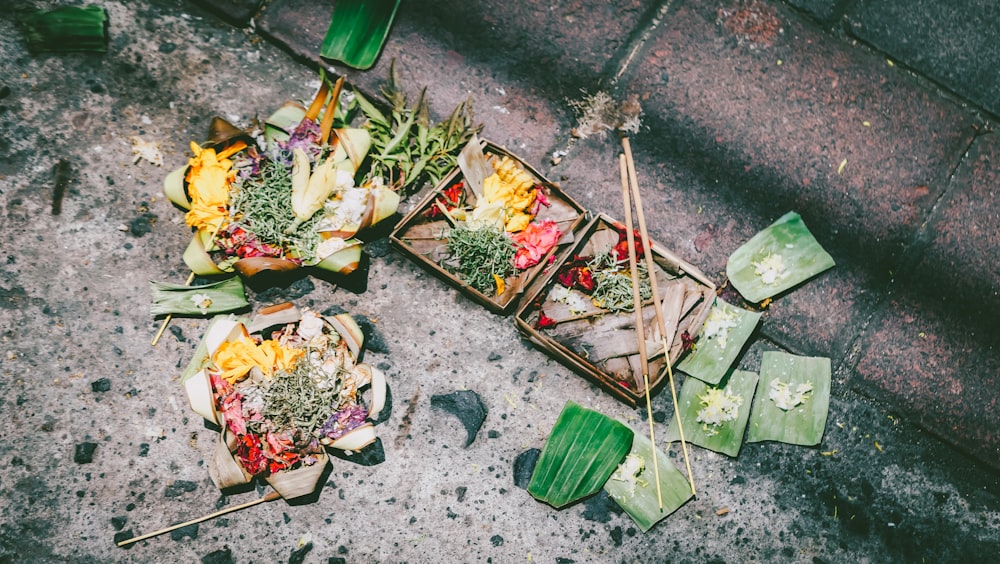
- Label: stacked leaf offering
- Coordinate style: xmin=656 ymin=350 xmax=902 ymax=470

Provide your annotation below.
xmin=181 ymin=303 xmax=388 ymax=500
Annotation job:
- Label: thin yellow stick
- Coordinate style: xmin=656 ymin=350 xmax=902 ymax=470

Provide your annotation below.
xmin=150 ymin=271 xmax=195 ymax=346
xmin=116 ymin=490 xmax=281 ymax=547
xmin=618 ymin=154 xmax=663 ymax=510
xmin=622 ymin=137 xmax=697 ymax=496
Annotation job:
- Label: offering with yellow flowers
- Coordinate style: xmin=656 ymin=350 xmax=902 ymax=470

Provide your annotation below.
xmin=163 ymin=75 xmax=400 ymax=280
xmin=181 ymin=302 xmax=387 ymax=500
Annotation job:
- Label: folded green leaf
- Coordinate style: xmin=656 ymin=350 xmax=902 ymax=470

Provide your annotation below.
xmin=665 ymin=370 xmax=759 ymax=457
xmin=528 ymin=401 xmax=634 ymax=509
xmin=18 ymin=6 xmax=109 ymax=54
xmin=746 ymin=351 xmax=831 ymax=446
xmin=150 ymin=277 xmax=249 ymax=317
xmin=677 ymin=298 xmax=763 ymax=386
xmin=726 ymin=211 xmax=835 ymax=303
xmin=604 ymin=423 xmax=693 ymax=532
xmin=320 ymin=0 xmax=401 ymax=70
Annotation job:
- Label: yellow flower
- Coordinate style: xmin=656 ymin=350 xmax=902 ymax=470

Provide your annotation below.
xmin=493 ymin=273 xmax=505 ymax=296
xmin=212 ymin=336 xmax=303 ymax=384
xmin=183 ymin=141 xmax=246 ymax=231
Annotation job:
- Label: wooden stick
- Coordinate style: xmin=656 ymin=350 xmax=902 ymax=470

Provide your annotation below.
xmin=150 ymin=271 xmax=195 ymax=346
xmin=116 ymin=490 xmax=281 ymax=547
xmin=622 ymin=136 xmax=697 ymax=496
xmin=618 ymin=154 xmax=663 ymax=510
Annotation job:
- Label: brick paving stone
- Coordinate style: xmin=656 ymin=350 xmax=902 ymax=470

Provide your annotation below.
xmin=630 ymin=0 xmax=978 ymax=268
xmin=847 ymin=0 xmax=1000 ymax=119
xmin=853 ymin=293 xmax=1000 ymax=472
xmin=255 ymin=0 xmax=334 ymax=65
xmin=853 ymin=132 xmax=1000 ymax=472
xmin=393 ymin=0 xmax=657 ymax=94
xmin=190 ymin=0 xmax=263 ymax=26
xmin=784 ymin=0 xmax=851 ymax=24
xmin=901 ymin=132 xmax=1000 ymax=319
xmin=620 ymin=0 xmax=979 ymax=358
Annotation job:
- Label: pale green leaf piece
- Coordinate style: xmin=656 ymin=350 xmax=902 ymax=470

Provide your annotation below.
xmin=726 ymin=211 xmax=835 ymax=303
xmin=150 ymin=277 xmax=249 ymax=317
xmin=264 ymin=101 xmax=306 ymax=145
xmin=604 ymin=422 xmax=693 ymax=532
xmin=746 ymin=351 xmax=831 ymax=446
xmin=677 ymin=298 xmax=763 ymax=386
xmin=320 ymin=0 xmax=401 ymax=70
xmin=665 ymin=370 xmax=759 ymax=457
xmin=179 ymin=314 xmax=243 ymax=384
xmin=528 ymin=401 xmax=634 ymax=509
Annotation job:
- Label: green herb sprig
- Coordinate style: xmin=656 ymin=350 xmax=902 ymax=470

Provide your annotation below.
xmin=444 ymin=225 xmax=516 ymax=295
xmin=261 ymin=356 xmax=342 ymax=436
xmin=588 ymin=251 xmax=651 ymax=313
xmin=229 ymin=160 xmax=323 ymax=262
xmin=354 ymin=61 xmax=482 ymax=195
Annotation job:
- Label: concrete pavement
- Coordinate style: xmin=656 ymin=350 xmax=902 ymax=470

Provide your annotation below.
xmin=0 ymin=0 xmax=997 ymax=561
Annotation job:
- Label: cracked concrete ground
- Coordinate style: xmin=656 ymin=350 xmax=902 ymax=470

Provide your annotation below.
xmin=1 ymin=1 xmax=998 ymax=562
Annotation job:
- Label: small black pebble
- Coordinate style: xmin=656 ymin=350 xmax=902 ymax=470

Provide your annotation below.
xmin=111 ymin=516 xmax=127 ymax=531
xmin=125 ymin=503 xmax=135 ymax=511
xmin=158 ymin=42 xmax=177 ymax=53
xmin=201 ymin=546 xmax=234 ymax=564
xmin=91 ymin=378 xmax=111 ymax=393
xmin=490 ymin=535 xmax=504 ymax=546
xmin=456 ymin=486 xmax=467 ymax=502
xmin=74 ymin=442 xmax=98 ymax=463
xmin=431 ymin=390 xmax=487 ymax=448
xmin=328 ymin=558 xmax=347 ymax=564
xmin=170 ymin=523 xmax=198 ymax=541
xmin=488 ymin=352 xmax=502 ymax=362
xmin=610 ymin=525 xmax=624 ymax=547
xmin=169 ymin=325 xmax=185 ymax=342
xmin=164 ymin=480 xmax=199 ymax=498
xmin=283 ymin=513 xmax=291 ymax=524
xmin=487 ymin=430 xmax=500 ymax=439
xmin=513 ymin=449 xmax=540 ymax=490
xmin=114 ymin=529 xmax=134 ymax=549
xmin=138 ymin=443 xmax=149 ymax=457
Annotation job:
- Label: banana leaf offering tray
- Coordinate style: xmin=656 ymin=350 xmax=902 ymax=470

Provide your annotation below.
xmin=180 ymin=302 xmax=387 ymax=500
xmin=389 ymin=139 xmax=588 ymax=315
xmin=515 ymin=214 xmax=717 ymax=406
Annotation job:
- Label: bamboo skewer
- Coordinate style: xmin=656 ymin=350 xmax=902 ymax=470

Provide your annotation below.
xmin=618 ymin=154 xmax=663 ymax=510
xmin=116 ymin=490 xmax=282 ymax=547
xmin=622 ymin=137 xmax=697 ymax=496
xmin=150 ymin=271 xmax=195 ymax=346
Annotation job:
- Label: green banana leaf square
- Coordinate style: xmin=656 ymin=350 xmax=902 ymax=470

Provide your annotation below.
xmin=604 ymin=424 xmax=693 ymax=532
xmin=528 ymin=401 xmax=634 ymax=509
xmin=677 ymin=298 xmax=763 ymax=386
xmin=746 ymin=351 xmax=831 ymax=446
xmin=665 ymin=370 xmax=759 ymax=457
xmin=726 ymin=211 xmax=835 ymax=303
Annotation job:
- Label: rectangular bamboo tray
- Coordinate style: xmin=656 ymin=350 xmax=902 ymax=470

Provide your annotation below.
xmin=514 ymin=214 xmax=717 ymax=406
xmin=389 ymin=140 xmax=588 ymax=315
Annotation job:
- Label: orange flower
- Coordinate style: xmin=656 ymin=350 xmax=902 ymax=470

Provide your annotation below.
xmin=212 ymin=336 xmax=303 ymax=384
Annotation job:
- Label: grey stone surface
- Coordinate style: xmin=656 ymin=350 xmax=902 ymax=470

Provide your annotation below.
xmin=848 ymin=0 xmax=1000 ymax=118
xmin=191 ymin=0 xmax=263 ymax=26
xmin=0 ymin=0 xmax=998 ymax=562
xmin=783 ymin=0 xmax=850 ymax=24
